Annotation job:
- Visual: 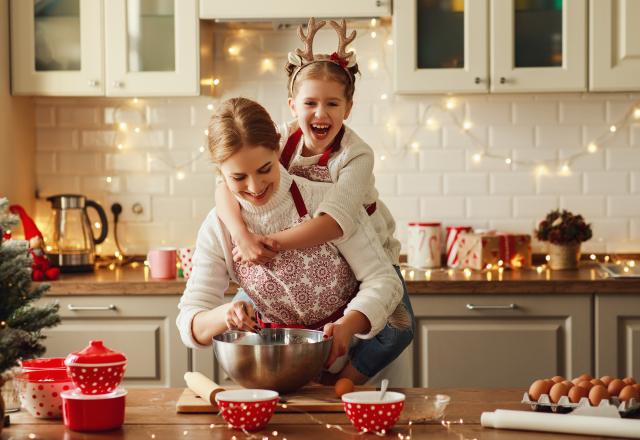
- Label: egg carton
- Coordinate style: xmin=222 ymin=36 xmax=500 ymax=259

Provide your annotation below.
xmin=521 ymin=392 xmax=640 ymax=417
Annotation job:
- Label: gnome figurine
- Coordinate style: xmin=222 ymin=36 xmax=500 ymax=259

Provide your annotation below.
xmin=9 ymin=205 xmax=60 ymax=281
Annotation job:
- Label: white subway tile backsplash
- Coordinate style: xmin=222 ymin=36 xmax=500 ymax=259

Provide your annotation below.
xmin=513 ymin=102 xmax=558 ymax=124
xmin=490 ymin=172 xmax=535 ymax=195
xmin=123 ymin=223 xmax=167 ymax=253
xmin=125 ymin=175 xmax=168 ymax=194
xmin=584 ymin=125 xmax=630 ymax=148
xmin=169 ymin=221 xmax=202 ymax=247
xmin=170 ymin=174 xmax=216 ymax=197
xmin=82 ymin=176 xmax=122 ymax=194
xmin=443 ymin=125 xmax=488 ymax=149
xmin=57 ymin=152 xmax=102 ymax=175
xmin=560 ymin=101 xmax=605 ymax=124
xmin=372 ymin=102 xmax=419 ymax=125
xmin=512 ymin=149 xmax=558 ymax=171
xmin=36 ymin=153 xmax=56 ymax=174
xmin=105 ymin=152 xmax=147 ymax=172
xmin=536 ymin=126 xmax=582 ymax=149
xmin=192 ymin=100 xmax=216 ymax=128
xmin=465 ymin=149 xmax=512 ymax=171
xmin=57 ymin=107 xmax=101 ymax=128
xmin=37 ymin=175 xmax=80 ymax=196
xmin=152 ymin=197 xmax=193 ymax=221
xmin=376 ymin=151 xmax=419 ymax=172
xmin=380 ymin=196 xmax=420 ymax=219
xmin=631 ymin=219 xmax=640 ymax=239
xmin=375 ymin=174 xmax=398 ymax=196
xmin=467 ymin=101 xmax=512 ymax=125
xmin=193 ymin=197 xmax=215 ymax=223
xmin=606 ymin=101 xmax=633 ymax=123
xmin=631 ymin=125 xmax=640 ymax=147
xmin=148 ymin=105 xmax=192 ymax=127
xmin=608 ymin=196 xmax=640 ymax=217
xmin=444 ymin=173 xmax=488 ymax=195
xmin=537 ymin=174 xmax=582 ymax=195
xmin=420 ymin=197 xmax=465 ymax=219
xmin=488 ymin=219 xmax=535 ymax=234
xmin=466 ymin=196 xmax=511 ymax=218
xmin=397 ymin=174 xmax=440 ymax=195
xmin=81 ymin=130 xmax=117 ymax=149
xmin=607 ymin=149 xmax=640 ymax=170
xmin=37 ymin=129 xmax=78 ymax=150
xmin=35 ymin=107 xmax=55 ymax=128
xmin=590 ymin=219 xmax=629 ymax=243
xmin=560 ymin=196 xmax=606 ymax=218
xmin=489 ymin=126 xmax=535 ymax=149
xmin=169 ymin=128 xmax=207 ymax=150
xmin=513 ymin=196 xmax=558 ymax=218
xmin=632 ymin=172 xmax=640 ymax=193
xmin=147 ymin=152 xmax=193 ymax=173
xmin=584 ymin=171 xmax=629 ymax=194
xmin=559 ymin=149 xmax=605 ymax=171
xmin=126 ymin=130 xmax=166 ymax=148
xmin=420 ymin=150 xmax=465 ymax=171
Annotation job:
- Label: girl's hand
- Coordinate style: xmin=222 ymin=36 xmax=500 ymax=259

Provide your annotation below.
xmin=322 ymin=321 xmax=354 ymax=368
xmin=225 ymin=301 xmax=260 ymax=332
xmin=233 ymin=232 xmax=280 ymax=264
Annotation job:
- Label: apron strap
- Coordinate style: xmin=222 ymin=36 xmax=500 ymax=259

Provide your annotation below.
xmin=289 ymin=181 xmax=308 ymax=217
xmin=317 ymin=126 xmax=345 ymax=167
xmin=280 ymin=128 xmax=303 ymax=169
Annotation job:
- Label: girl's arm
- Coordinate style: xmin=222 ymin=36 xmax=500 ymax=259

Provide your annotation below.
xmin=215 ymin=182 xmax=279 ymax=264
xmin=268 ymin=213 xmax=343 ymax=250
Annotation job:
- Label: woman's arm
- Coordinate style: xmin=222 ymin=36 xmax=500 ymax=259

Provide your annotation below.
xmin=323 ymin=310 xmax=370 ymax=368
xmin=191 ymin=300 xmax=258 ymax=345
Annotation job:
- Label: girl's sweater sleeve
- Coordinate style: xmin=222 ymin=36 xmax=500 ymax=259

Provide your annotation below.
xmin=316 ymin=135 xmax=375 ymax=239
xmin=176 ymin=209 xmax=232 ymax=349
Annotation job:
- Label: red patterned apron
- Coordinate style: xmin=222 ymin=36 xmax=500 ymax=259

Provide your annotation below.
xmin=280 ymin=127 xmax=376 ymax=216
xmin=232 ymin=181 xmax=360 ymax=329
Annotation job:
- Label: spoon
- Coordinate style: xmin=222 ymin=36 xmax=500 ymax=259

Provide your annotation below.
xmin=379 ymin=378 xmax=389 ymax=402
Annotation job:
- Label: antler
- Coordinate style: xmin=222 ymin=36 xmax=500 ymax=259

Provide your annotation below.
xmin=329 ymin=19 xmax=356 ymax=60
xmin=295 ymin=17 xmax=326 ymax=63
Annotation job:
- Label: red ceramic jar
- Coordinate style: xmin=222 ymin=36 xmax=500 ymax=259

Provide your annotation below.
xmin=64 ymin=340 xmax=127 ymax=395
xmin=61 ymin=388 xmax=127 ymax=432
xmin=20 ymin=357 xmax=67 ymax=372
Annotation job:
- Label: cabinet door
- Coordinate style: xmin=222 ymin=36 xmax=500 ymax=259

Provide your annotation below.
xmin=104 ymin=0 xmax=199 ymax=96
xmin=412 ymin=294 xmax=591 ymax=388
xmin=200 ymin=0 xmax=390 ymax=19
xmin=394 ymin=0 xmax=488 ymax=93
xmin=596 ymin=295 xmax=640 ymax=379
xmin=37 ymin=295 xmax=188 ymax=387
xmin=590 ymin=0 xmax=640 ymax=91
xmin=10 ymin=0 xmax=104 ymax=96
xmin=491 ymin=0 xmax=586 ymax=92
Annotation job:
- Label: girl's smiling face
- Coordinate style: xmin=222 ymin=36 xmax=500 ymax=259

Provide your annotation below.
xmin=288 ymin=79 xmax=353 ymax=154
xmin=219 ymin=145 xmax=280 ymax=206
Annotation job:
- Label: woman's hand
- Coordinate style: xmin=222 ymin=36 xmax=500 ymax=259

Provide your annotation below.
xmin=225 ymin=301 xmax=260 ymax=332
xmin=322 ymin=321 xmax=355 ymax=368
xmin=233 ymin=231 xmax=280 ymax=264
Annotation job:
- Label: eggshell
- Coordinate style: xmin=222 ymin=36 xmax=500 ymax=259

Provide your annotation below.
xmin=571 ymin=377 xmax=582 ymax=385
xmin=590 ymin=378 xmax=605 ymax=387
xmin=618 ymin=385 xmax=640 ymax=403
xmin=549 ymin=382 xmax=570 ymax=403
xmin=562 ymin=380 xmax=574 ymax=389
xmin=607 ymin=379 xmax=626 ymax=397
xmin=568 ymin=385 xmax=589 ymax=403
xmin=588 ymin=385 xmax=610 ymax=406
xmin=334 ymin=378 xmax=354 ymax=398
xmin=528 ymin=379 xmax=553 ymax=401
xmin=599 ymin=375 xmax=614 ymax=386
xmin=577 ymin=380 xmax=593 ymax=390
xmin=622 ymin=377 xmax=636 ymax=385
xmin=550 ymin=375 xmax=565 ymax=383
xmin=632 ymin=383 xmax=640 ymax=393
xmin=578 ymin=373 xmax=593 ymax=382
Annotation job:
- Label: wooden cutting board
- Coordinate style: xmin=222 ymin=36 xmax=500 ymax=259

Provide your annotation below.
xmin=176 ymin=385 xmax=351 ymax=413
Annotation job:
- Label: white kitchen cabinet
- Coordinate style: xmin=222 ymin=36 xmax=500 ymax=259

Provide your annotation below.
xmin=200 ymin=0 xmax=390 ymax=20
xmin=36 ymin=295 xmax=188 ymax=388
xmin=590 ymin=0 xmax=640 ymax=91
xmin=394 ymin=0 xmax=587 ymax=94
xmin=10 ymin=0 xmax=199 ymax=97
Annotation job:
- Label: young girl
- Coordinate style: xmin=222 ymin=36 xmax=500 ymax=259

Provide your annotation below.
xmin=177 ymin=97 xmax=403 ymax=374
xmin=215 ymin=19 xmax=415 ymax=385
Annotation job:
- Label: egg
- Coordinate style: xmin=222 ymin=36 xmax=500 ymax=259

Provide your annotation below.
xmin=622 ymin=377 xmax=636 ymax=385
xmin=590 ymin=378 xmax=605 ymax=387
xmin=588 ymin=385 xmax=610 ymax=406
xmin=550 ymin=375 xmax=565 ymax=383
xmin=599 ymin=375 xmax=614 ymax=386
xmin=618 ymin=385 xmax=640 ymax=403
xmin=577 ymin=380 xmax=593 ymax=390
xmin=571 ymin=377 xmax=582 ymax=385
xmin=568 ymin=385 xmax=589 ymax=403
xmin=334 ymin=378 xmax=354 ymax=398
xmin=607 ymin=378 xmax=626 ymax=397
xmin=528 ymin=379 xmax=553 ymax=401
xmin=562 ymin=380 xmax=574 ymax=389
xmin=549 ymin=382 xmax=570 ymax=403
xmin=578 ymin=373 xmax=593 ymax=382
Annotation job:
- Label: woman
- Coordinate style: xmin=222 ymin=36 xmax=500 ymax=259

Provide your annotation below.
xmin=177 ymin=97 xmax=403 ymax=379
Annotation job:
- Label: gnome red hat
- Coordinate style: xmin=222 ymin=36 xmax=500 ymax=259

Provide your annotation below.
xmin=9 ymin=204 xmax=43 ymax=240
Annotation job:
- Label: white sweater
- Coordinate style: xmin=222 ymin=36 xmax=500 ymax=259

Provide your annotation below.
xmin=280 ymin=121 xmax=401 ymax=265
xmin=177 ymin=166 xmax=402 ymax=349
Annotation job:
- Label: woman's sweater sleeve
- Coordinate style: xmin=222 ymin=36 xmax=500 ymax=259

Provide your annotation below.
xmin=176 ymin=209 xmax=231 ymax=349
xmin=333 ymin=211 xmax=402 ymax=339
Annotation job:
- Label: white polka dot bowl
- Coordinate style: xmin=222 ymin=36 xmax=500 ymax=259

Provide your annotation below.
xmin=64 ymin=340 xmax=127 ymax=395
xmin=341 ymin=391 xmax=406 ymax=434
xmin=215 ymin=389 xmax=279 ymax=431
xmin=15 ymin=369 xmax=73 ymax=418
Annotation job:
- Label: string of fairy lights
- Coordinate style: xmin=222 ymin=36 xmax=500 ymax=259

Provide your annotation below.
xmin=105 ymin=19 xmax=640 ymax=186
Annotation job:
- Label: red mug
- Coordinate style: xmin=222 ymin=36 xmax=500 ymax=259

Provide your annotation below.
xmin=147 ymin=247 xmax=177 ymax=279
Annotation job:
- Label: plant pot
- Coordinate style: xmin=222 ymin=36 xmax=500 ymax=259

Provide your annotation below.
xmin=548 ymin=243 xmax=581 ymax=270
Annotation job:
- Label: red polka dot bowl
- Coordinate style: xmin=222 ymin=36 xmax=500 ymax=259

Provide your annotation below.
xmin=341 ymin=391 xmax=406 ymax=434
xmin=20 ymin=357 xmax=66 ymax=371
xmin=215 ymin=389 xmax=279 ymax=431
xmin=65 ymin=340 xmax=127 ymax=395
xmin=15 ymin=369 xmax=73 ymax=418
xmin=61 ymin=388 xmax=127 ymax=432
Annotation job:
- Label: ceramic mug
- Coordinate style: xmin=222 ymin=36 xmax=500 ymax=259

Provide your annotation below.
xmin=147 ymin=247 xmax=177 ymax=279
xmin=177 ymin=246 xmax=195 ymax=279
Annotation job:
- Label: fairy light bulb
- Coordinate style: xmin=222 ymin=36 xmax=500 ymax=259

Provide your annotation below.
xmin=176 ymin=171 xmax=186 ymax=180
xmin=559 ymin=163 xmax=571 ymax=175
xmin=472 ymin=153 xmax=482 ymax=163
xmin=261 ymin=58 xmax=275 ymax=73
xmin=386 ymin=39 xmax=394 ymax=46
xmin=380 ymin=154 xmax=386 ymax=161
xmin=207 ymin=103 xmax=214 ymax=110
xmin=445 ymin=98 xmax=456 ymax=109
xmin=118 ymin=122 xmax=128 ymax=131
xmin=380 ymin=93 xmax=388 ymax=100
xmin=426 ymin=118 xmax=439 ymax=130
xmin=204 ymin=129 xmax=209 ymax=136
xmin=106 ymin=176 xmax=112 ymax=183
xmin=370 ymin=18 xmax=378 ymax=27
xmin=228 ymin=46 xmax=240 ymax=56
xmin=609 ymin=125 xmax=617 ymax=133
xmin=385 ymin=121 xmax=396 ymax=133
xmin=545 ymin=254 xmax=551 ymax=262
xmin=370 ymin=31 xmax=377 ymax=39
xmin=634 ymin=108 xmax=640 ymax=119
xmin=117 ymin=143 xmax=124 ymax=150
xmin=132 ymin=97 xmax=139 ymax=104
xmin=505 ymin=158 xmax=512 ymax=165
xmin=368 ymin=59 xmax=380 ymax=71
xmin=410 ymin=141 xmax=420 ymax=152
xmin=463 ymin=120 xmax=472 ymax=130
xmin=587 ymin=143 xmax=598 ymax=153
xmin=199 ymin=146 xmax=206 ymax=153
xmin=535 ymin=165 xmax=549 ymax=176
xmin=590 ymin=254 xmax=597 ymax=261
xmin=213 ymin=78 xmax=220 ymax=86
xmin=133 ymin=127 xmax=141 ymax=133
xmin=94 ymin=222 xmax=101 ymax=229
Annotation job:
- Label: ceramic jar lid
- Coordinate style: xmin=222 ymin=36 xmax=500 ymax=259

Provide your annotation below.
xmin=65 ymin=340 xmax=126 ymax=365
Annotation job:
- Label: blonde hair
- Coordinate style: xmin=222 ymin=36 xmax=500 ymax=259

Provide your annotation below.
xmin=285 ymin=61 xmax=359 ymax=101
xmin=207 ymin=98 xmax=280 ymax=164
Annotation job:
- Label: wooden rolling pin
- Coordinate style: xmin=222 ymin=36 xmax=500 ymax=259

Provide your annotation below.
xmin=184 ymin=372 xmax=225 ymax=405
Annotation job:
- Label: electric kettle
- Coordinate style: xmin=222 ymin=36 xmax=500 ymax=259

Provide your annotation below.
xmin=46 ymin=194 xmax=108 ymax=272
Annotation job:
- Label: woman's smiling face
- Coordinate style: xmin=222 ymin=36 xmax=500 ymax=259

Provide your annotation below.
xmin=219 ymin=145 xmax=280 ymax=206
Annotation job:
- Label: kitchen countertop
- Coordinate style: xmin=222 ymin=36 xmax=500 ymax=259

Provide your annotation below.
xmin=40 ymin=262 xmax=640 ymax=296
xmin=6 ymin=387 xmax=633 ymax=439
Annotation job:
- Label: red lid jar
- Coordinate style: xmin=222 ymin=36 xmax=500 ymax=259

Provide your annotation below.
xmin=65 ymin=340 xmax=127 ymax=395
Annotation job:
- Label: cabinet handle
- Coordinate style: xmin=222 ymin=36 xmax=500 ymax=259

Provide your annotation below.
xmin=466 ymin=303 xmax=517 ymax=310
xmin=68 ymin=304 xmax=117 ymax=311
xmin=474 ymin=77 xmax=481 ymax=84
xmin=113 ymin=81 xmax=124 ymax=88
xmin=500 ymin=77 xmax=507 ymax=84
xmin=87 ymin=79 xmax=99 ymax=87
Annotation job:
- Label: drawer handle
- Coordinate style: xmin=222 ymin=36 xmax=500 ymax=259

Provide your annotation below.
xmin=68 ymin=304 xmax=117 ymax=311
xmin=466 ymin=303 xmax=517 ymax=310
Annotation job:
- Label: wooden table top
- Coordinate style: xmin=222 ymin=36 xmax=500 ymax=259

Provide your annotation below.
xmin=41 ymin=262 xmax=640 ymax=296
xmin=4 ymin=387 xmax=634 ymax=439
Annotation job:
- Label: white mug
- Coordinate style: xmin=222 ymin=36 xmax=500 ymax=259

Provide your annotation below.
xmin=407 ymin=222 xmax=442 ymax=269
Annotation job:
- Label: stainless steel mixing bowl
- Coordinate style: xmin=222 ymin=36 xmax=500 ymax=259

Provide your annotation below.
xmin=212 ymin=328 xmax=332 ymax=393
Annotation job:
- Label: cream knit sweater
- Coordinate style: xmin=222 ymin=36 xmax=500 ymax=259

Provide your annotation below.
xmin=177 ymin=166 xmax=402 ymax=350
xmin=280 ymin=121 xmax=401 ymax=265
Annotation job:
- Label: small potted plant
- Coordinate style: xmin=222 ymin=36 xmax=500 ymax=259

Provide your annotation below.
xmin=535 ymin=209 xmax=592 ymax=270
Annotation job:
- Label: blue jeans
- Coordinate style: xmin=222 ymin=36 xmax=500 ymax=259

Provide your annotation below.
xmin=231 ymin=265 xmax=415 ymax=378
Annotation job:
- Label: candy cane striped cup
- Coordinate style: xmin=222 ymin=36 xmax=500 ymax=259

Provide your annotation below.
xmin=407 ymin=222 xmax=442 ymax=269
xmin=446 ymin=226 xmax=473 ymax=268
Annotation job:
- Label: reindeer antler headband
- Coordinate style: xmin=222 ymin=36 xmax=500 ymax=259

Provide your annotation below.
xmin=288 ymin=18 xmax=357 ymax=95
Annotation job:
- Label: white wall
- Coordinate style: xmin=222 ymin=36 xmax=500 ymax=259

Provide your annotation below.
xmin=32 ymin=25 xmax=640 ymax=255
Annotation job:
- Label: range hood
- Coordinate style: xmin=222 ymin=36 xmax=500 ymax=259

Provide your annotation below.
xmin=200 ymin=0 xmax=391 ymax=20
